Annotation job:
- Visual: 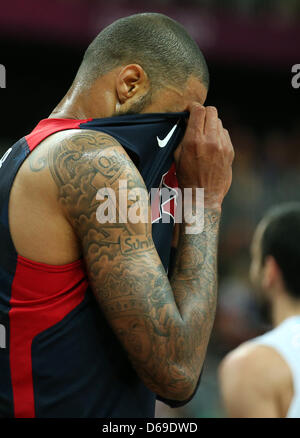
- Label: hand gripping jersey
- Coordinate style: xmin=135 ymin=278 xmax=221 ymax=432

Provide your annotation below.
xmin=0 ymin=113 xmax=188 ymax=418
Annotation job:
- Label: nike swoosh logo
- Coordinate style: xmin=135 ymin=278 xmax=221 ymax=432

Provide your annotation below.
xmin=157 ymin=123 xmax=178 ymax=148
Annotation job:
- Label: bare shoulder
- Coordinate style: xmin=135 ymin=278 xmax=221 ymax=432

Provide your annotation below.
xmin=218 ymin=340 xmax=293 ymax=417
xmin=28 ymin=128 xmax=140 ymax=189
xmin=28 ymin=127 xmax=147 ymax=215
xmin=9 ymin=128 xmax=145 ymax=265
xmin=219 ymin=341 xmax=290 ymax=389
xmin=42 ymin=128 xmax=149 ymax=233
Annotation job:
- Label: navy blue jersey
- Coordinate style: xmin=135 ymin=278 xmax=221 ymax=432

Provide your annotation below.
xmin=0 ymin=112 xmax=188 ymax=418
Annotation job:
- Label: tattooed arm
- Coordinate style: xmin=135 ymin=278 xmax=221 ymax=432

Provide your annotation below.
xmin=48 ymin=105 xmax=233 ymax=402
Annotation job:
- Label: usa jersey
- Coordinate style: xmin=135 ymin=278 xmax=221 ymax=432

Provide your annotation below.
xmin=0 ymin=112 xmax=187 ymax=418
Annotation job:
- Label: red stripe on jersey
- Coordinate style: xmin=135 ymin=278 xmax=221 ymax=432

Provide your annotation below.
xmin=163 ymin=163 xmax=178 ymax=189
xmin=9 ymin=255 xmax=88 ymax=418
xmin=25 ymin=118 xmax=92 ymax=151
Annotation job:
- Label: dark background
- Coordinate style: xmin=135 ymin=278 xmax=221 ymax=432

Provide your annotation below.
xmin=1 ymin=37 xmax=298 ymax=140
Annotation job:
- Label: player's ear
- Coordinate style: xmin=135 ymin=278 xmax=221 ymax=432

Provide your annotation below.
xmin=116 ymin=64 xmax=150 ymax=104
xmin=262 ymin=256 xmax=281 ymax=291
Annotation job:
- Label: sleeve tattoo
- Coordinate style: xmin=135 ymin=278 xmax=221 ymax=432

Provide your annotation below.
xmin=31 ymin=130 xmax=221 ymax=401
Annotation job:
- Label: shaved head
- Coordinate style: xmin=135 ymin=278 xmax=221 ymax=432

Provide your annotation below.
xmin=76 ymin=13 xmax=209 ymax=92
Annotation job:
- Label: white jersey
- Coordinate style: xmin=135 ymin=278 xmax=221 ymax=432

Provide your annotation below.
xmin=251 ymin=316 xmax=300 ymax=418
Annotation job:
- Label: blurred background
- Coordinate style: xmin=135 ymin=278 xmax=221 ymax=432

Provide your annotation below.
xmin=0 ymin=0 xmax=299 ymax=418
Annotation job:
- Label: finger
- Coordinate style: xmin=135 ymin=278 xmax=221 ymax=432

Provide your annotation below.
xmin=217 ymin=118 xmax=223 ymax=136
xmin=217 ymin=118 xmax=235 ymax=163
xmin=223 ymin=128 xmax=232 ymax=146
xmin=185 ymin=102 xmax=206 ymax=136
xmin=218 ymin=118 xmax=230 ymax=154
xmin=223 ymin=128 xmax=235 ymax=163
xmin=218 ymin=119 xmax=230 ymax=148
xmin=218 ymin=119 xmax=228 ymax=148
xmin=204 ymin=106 xmax=218 ymax=136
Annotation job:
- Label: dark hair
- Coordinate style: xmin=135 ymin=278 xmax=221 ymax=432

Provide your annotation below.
xmin=76 ymin=13 xmax=209 ymax=91
xmin=261 ymin=202 xmax=300 ymax=298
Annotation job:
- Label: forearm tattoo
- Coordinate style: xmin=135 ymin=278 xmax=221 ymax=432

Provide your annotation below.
xmin=30 ymin=130 xmax=220 ymax=400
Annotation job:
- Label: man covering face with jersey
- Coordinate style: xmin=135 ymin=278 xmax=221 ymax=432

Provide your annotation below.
xmin=0 ymin=13 xmax=234 ymax=418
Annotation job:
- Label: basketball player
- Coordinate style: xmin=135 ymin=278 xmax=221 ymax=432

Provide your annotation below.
xmin=219 ymin=203 xmax=300 ymax=418
xmin=0 ymin=13 xmax=234 ymax=417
